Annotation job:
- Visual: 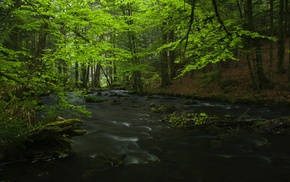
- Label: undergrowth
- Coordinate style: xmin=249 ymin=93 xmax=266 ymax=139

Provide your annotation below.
xmin=168 ymin=112 xmax=213 ymax=127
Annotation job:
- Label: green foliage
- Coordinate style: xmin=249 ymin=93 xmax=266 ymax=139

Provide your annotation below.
xmin=0 ymin=0 xmax=288 ymax=158
xmin=0 ymin=97 xmax=42 ymax=125
xmin=0 ymin=119 xmax=31 ymax=155
xmin=167 ymin=113 xmax=189 ymax=127
xmin=168 ymin=112 xmax=212 ymax=127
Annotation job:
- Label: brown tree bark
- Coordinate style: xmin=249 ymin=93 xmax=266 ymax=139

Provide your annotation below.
xmin=122 ymin=3 xmax=143 ymax=92
xmin=168 ymin=30 xmax=176 ymax=79
xmin=269 ymin=0 xmax=274 ymax=87
xmin=34 ymin=20 xmax=48 ymax=65
xmin=277 ymin=0 xmax=286 ymax=74
xmin=75 ymin=62 xmax=79 ymax=88
xmin=245 ymin=0 xmax=269 ymax=89
xmin=94 ymin=64 xmax=101 ymax=88
xmin=160 ymin=25 xmax=171 ymax=88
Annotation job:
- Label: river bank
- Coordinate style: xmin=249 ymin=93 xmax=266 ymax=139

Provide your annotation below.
xmin=148 ymin=74 xmax=290 ymax=106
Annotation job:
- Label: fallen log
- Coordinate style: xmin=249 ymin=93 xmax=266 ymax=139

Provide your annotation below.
xmin=24 ymin=118 xmax=86 ymax=150
xmin=0 ymin=118 xmax=86 ymax=164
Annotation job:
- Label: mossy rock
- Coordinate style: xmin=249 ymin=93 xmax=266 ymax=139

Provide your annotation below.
xmin=0 ymin=119 xmax=86 ymax=162
xmin=151 ymin=104 xmax=177 ymax=114
xmin=184 ymin=99 xmax=198 ymax=105
xmin=85 ymin=95 xmax=105 ymax=103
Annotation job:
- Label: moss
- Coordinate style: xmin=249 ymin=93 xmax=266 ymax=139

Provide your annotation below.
xmin=151 ymin=104 xmax=176 ymax=114
xmin=85 ymin=95 xmax=105 ymax=103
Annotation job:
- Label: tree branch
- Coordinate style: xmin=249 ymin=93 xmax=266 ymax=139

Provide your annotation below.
xmin=0 ymin=0 xmax=22 ymax=23
xmin=212 ymin=0 xmax=231 ymax=35
xmin=183 ymin=0 xmax=196 ymax=56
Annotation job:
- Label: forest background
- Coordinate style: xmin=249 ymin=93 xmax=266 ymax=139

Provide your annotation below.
xmin=0 ymin=0 xmax=290 ymax=155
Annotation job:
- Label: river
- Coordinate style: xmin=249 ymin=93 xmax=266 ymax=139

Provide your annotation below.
xmin=1 ymin=90 xmax=290 ymax=182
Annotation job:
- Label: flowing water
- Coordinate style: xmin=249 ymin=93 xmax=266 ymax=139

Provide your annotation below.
xmin=1 ymin=90 xmax=290 ymax=182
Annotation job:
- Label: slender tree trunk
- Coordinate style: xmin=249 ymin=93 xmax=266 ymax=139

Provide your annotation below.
xmin=34 ymin=20 xmax=48 ymax=66
xmin=168 ymin=30 xmax=176 ymax=79
xmin=269 ymin=0 xmax=274 ymax=87
xmin=288 ymin=39 xmax=290 ymax=90
xmin=254 ymin=40 xmax=268 ymax=89
xmin=85 ymin=65 xmax=90 ymax=88
xmin=91 ymin=60 xmax=95 ymax=88
xmin=286 ymin=0 xmax=290 ymax=89
xmin=81 ymin=64 xmax=87 ymax=88
xmin=246 ymin=53 xmax=257 ymax=88
xmin=100 ymin=66 xmax=111 ymax=87
xmin=75 ymin=62 xmax=79 ymax=88
xmin=160 ymin=25 xmax=171 ymax=88
xmin=94 ymin=64 xmax=101 ymax=88
xmin=109 ymin=61 xmax=113 ymax=85
xmin=277 ymin=0 xmax=286 ymax=74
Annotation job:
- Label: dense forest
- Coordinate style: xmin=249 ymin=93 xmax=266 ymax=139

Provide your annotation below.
xmin=0 ymin=0 xmax=289 ymax=164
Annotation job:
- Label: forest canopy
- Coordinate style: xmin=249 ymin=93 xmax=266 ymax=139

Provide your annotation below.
xmin=0 ymin=0 xmax=289 ymax=122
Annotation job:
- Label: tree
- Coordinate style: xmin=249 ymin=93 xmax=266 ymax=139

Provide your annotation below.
xmin=277 ymin=0 xmax=287 ymax=74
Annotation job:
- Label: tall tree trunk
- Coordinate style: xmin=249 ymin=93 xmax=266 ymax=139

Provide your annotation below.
xmin=168 ymin=30 xmax=176 ymax=79
xmin=75 ymin=62 xmax=79 ymax=88
xmin=286 ymin=0 xmax=290 ymax=89
xmin=123 ymin=3 xmax=143 ymax=92
xmin=81 ymin=64 xmax=88 ymax=88
xmin=160 ymin=25 xmax=171 ymax=88
xmin=245 ymin=0 xmax=268 ymax=89
xmin=91 ymin=60 xmax=95 ymax=88
xmin=109 ymin=61 xmax=113 ymax=85
xmin=94 ymin=64 xmax=101 ymax=88
xmin=288 ymin=38 xmax=290 ymax=89
xmin=254 ymin=40 xmax=268 ymax=89
xmin=269 ymin=0 xmax=274 ymax=87
xmin=277 ymin=0 xmax=286 ymax=74
xmin=34 ymin=21 xmax=48 ymax=66
xmin=130 ymin=32 xmax=143 ymax=92
xmin=85 ymin=65 xmax=90 ymax=88
xmin=58 ymin=60 xmax=68 ymax=86
xmin=246 ymin=54 xmax=257 ymax=88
